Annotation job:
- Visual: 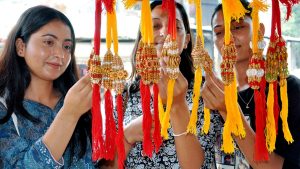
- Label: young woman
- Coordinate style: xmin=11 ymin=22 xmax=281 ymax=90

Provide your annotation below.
xmin=102 ymin=1 xmax=222 ymax=169
xmin=0 ymin=5 xmax=95 ymax=168
xmin=201 ymin=0 xmax=300 ymax=168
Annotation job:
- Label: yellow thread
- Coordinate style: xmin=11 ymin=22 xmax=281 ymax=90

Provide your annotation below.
xmin=222 ymin=0 xmax=248 ymax=44
xmin=250 ymin=0 xmax=268 ymax=53
xmin=202 ymin=107 xmax=210 ymax=134
xmin=266 ymin=83 xmax=276 ymax=152
xmin=123 ymin=0 xmax=139 ymax=9
xmin=161 ymin=79 xmax=176 ymax=140
xmin=280 ymin=79 xmax=294 ymax=144
xmin=187 ymin=69 xmax=202 ymax=134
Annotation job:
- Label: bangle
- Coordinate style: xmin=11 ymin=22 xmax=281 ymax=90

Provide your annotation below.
xmin=172 ymin=131 xmax=188 ymax=137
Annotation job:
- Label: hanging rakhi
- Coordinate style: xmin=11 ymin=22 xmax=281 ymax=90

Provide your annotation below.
xmin=104 ymin=3 xmax=128 ymax=167
xmin=101 ymin=2 xmax=117 ymax=160
xmin=186 ymin=0 xmax=213 ymax=135
xmin=220 ymin=0 xmax=247 ymax=154
xmin=90 ymin=0 xmax=104 ymax=161
xmin=247 ymin=0 xmax=269 ymax=161
xmin=265 ymin=0 xmax=296 ymax=153
xmin=160 ymin=0 xmax=181 ymax=140
xmin=123 ymin=0 xmax=162 ymax=157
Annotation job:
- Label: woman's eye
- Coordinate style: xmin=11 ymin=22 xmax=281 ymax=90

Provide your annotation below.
xmin=44 ymin=40 xmax=54 ymax=46
xmin=215 ymin=31 xmax=223 ymax=36
xmin=232 ymin=25 xmax=244 ymax=30
xmin=63 ymin=42 xmax=73 ymax=52
xmin=64 ymin=45 xmax=72 ymax=52
xmin=177 ymin=26 xmax=183 ymax=30
xmin=153 ymin=24 xmax=161 ymax=30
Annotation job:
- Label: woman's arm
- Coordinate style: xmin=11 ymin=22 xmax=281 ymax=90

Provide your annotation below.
xmin=159 ymin=72 xmax=204 ymax=169
xmin=43 ymin=74 xmax=92 ymax=161
xmin=201 ymin=73 xmax=284 ymax=169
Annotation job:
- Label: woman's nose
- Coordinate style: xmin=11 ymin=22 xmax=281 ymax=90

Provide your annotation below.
xmin=52 ymin=46 xmax=65 ymax=59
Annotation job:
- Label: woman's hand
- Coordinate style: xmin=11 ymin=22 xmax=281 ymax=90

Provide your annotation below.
xmin=158 ymin=56 xmax=188 ymax=106
xmin=62 ymin=74 xmax=92 ymax=119
xmin=201 ymin=73 xmax=227 ymax=114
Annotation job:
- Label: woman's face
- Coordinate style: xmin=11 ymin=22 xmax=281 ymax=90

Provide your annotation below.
xmin=16 ymin=20 xmax=73 ymax=81
xmin=152 ymin=5 xmax=190 ymax=57
xmin=212 ymin=10 xmax=253 ymax=63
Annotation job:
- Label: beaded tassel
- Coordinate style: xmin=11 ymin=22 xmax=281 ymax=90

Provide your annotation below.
xmin=123 ymin=0 xmax=162 ymax=157
xmin=186 ymin=0 xmax=213 ymax=135
xmin=90 ymin=0 xmax=104 ymax=161
xmin=247 ymin=0 xmax=269 ymax=161
xmin=220 ymin=0 xmax=248 ymax=154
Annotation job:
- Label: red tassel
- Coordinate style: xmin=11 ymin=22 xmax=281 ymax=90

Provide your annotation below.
xmin=92 ymin=84 xmax=103 ymax=161
xmin=162 ymin=0 xmax=176 ymax=40
xmin=254 ymin=88 xmax=269 ymax=161
xmin=140 ymin=80 xmax=153 ymax=157
xmin=103 ymin=0 xmax=114 ymax=13
xmin=273 ymin=83 xmax=280 ymax=134
xmin=278 ymin=0 xmax=300 ymax=21
xmin=104 ymin=90 xmax=116 ymax=160
xmin=116 ymin=94 xmax=125 ymax=169
xmin=153 ymin=83 xmax=162 ymax=153
xmin=94 ymin=0 xmax=101 ymax=56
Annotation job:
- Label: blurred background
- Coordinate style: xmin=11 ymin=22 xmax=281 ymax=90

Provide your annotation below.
xmin=0 ymin=0 xmax=299 ymax=78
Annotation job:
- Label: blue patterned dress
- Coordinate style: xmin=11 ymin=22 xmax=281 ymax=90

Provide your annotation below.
xmin=0 ymin=97 xmax=95 ymax=169
xmin=123 ymin=80 xmax=222 ymax=169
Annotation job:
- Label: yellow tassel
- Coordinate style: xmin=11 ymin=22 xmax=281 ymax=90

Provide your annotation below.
xmin=123 ymin=0 xmax=139 ymax=9
xmin=222 ymin=0 xmax=248 ymax=44
xmin=222 ymin=85 xmax=235 ymax=153
xmin=231 ymin=72 xmax=246 ymax=138
xmin=266 ymin=83 xmax=276 ymax=152
xmin=140 ymin=0 xmax=153 ymax=44
xmin=161 ymin=79 xmax=176 ymax=140
xmin=249 ymin=0 xmax=268 ymax=53
xmin=280 ymin=79 xmax=294 ymax=144
xmin=111 ymin=10 xmax=118 ymax=54
xmin=202 ymin=107 xmax=210 ymax=134
xmin=222 ymin=72 xmax=245 ymax=153
xmin=106 ymin=12 xmax=112 ymax=49
xmin=222 ymin=87 xmax=235 ymax=153
xmin=187 ymin=68 xmax=202 ymax=135
xmin=195 ymin=0 xmax=204 ymax=44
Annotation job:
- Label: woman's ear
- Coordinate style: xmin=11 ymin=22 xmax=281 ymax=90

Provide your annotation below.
xmin=184 ymin=33 xmax=191 ymax=49
xmin=15 ymin=38 xmax=25 ymax=57
xmin=259 ymin=23 xmax=265 ymax=36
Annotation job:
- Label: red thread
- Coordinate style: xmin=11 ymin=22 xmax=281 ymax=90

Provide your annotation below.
xmin=153 ymin=83 xmax=162 ymax=153
xmin=116 ymin=94 xmax=125 ymax=168
xmin=140 ymin=81 xmax=153 ymax=157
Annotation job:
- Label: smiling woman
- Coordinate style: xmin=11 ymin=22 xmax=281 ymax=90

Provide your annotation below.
xmin=0 ymin=5 xmax=96 ymax=168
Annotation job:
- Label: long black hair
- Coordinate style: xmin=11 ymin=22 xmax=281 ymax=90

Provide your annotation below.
xmin=128 ymin=0 xmax=194 ymax=93
xmin=0 ymin=5 xmax=91 ymax=158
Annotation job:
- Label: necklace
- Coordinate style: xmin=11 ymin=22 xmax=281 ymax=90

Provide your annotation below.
xmin=238 ymin=92 xmax=254 ymax=109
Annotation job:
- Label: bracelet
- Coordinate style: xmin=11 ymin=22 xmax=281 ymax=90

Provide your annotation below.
xmin=172 ymin=131 xmax=188 ymax=137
